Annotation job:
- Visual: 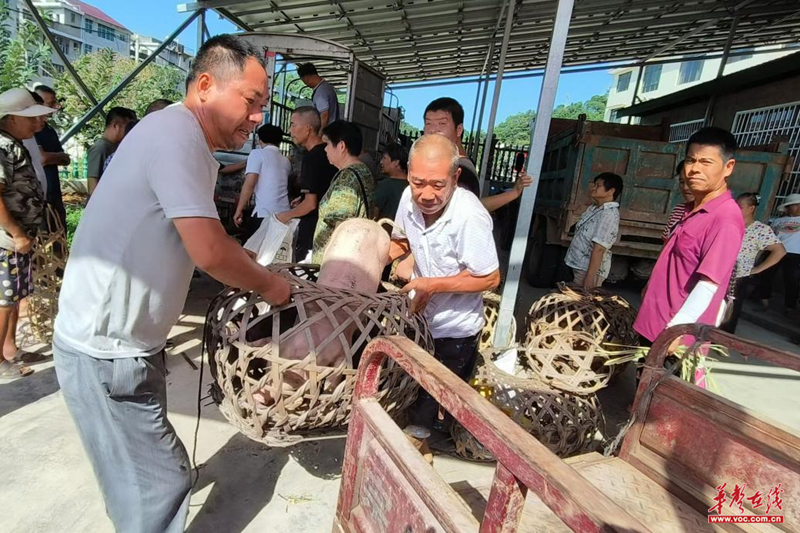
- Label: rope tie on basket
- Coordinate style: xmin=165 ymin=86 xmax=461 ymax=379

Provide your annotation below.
xmin=602 ymin=357 xmax=681 ymax=457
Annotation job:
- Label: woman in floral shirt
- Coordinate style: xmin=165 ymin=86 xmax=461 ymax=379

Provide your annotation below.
xmin=720 ymin=193 xmax=785 ymax=333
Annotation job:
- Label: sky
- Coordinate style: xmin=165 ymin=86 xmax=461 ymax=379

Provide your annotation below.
xmin=88 ymin=1 xmax=614 ymax=130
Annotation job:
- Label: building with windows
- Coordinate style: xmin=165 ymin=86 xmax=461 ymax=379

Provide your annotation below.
xmin=31 ymin=0 xmax=131 ymax=78
xmin=131 ymin=34 xmax=193 ymax=73
xmin=604 ymin=46 xmax=796 ymax=123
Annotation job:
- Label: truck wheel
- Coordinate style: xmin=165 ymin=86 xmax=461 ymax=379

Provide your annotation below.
xmin=524 ymin=227 xmax=560 ymax=288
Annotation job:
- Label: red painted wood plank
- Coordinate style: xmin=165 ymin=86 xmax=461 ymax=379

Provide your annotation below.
xmin=481 ymin=462 xmax=528 ymax=533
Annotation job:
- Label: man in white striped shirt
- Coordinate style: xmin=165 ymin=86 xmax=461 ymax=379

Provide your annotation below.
xmin=388 ymin=134 xmax=500 ymax=443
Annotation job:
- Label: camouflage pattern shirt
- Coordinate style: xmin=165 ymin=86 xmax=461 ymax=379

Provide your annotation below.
xmin=0 ymin=131 xmax=44 ymax=251
xmin=311 ymin=161 xmax=376 ymax=263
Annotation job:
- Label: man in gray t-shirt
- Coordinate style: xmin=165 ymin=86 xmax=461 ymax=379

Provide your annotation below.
xmin=298 ymin=62 xmax=340 ymax=128
xmin=86 ymin=106 xmax=136 ymax=196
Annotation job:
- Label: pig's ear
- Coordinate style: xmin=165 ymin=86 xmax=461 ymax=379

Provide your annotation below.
xmin=378 ymin=218 xmax=401 ymax=235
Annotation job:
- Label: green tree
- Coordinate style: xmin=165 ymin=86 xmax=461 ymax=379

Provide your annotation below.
xmin=399 ymin=120 xmax=420 ymax=137
xmin=0 ymin=3 xmax=52 ymax=92
xmin=55 ymin=48 xmax=184 ymax=145
xmin=552 ymin=93 xmax=608 ymax=121
xmin=494 ymin=109 xmax=536 ymax=146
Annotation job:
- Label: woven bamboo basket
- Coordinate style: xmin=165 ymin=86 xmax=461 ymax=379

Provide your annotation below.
xmin=204 ymin=264 xmax=432 ymax=447
xmin=480 ymin=291 xmax=516 ymax=351
xmin=524 ymin=283 xmax=638 ymax=394
xmin=27 ymin=206 xmax=68 ymax=343
xmin=451 ymin=350 xmax=604 ymax=461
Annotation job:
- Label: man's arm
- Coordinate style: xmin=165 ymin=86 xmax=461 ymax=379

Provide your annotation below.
xmin=40 ymin=148 xmax=70 ymax=167
xmin=233 ymin=172 xmax=258 ymax=227
xmin=749 ymin=243 xmax=786 ymax=276
xmin=276 ymin=193 xmax=317 ymax=224
xmin=0 ymin=184 xmax=31 ymax=253
xmin=173 ymin=217 xmax=289 ymax=305
xmin=388 ymin=238 xmax=410 ymax=263
xmin=401 ymin=269 xmax=501 ymax=314
xmin=583 ymin=243 xmax=607 ymax=289
xmin=219 ymin=161 xmax=246 ymax=175
xmin=481 ymin=173 xmax=533 ymax=213
xmin=319 ymin=110 xmax=330 ymax=129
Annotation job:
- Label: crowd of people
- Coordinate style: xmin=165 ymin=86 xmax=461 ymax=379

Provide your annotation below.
xmin=1 ymin=30 xmax=798 ymax=532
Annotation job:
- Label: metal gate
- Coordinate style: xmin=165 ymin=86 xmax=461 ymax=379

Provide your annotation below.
xmin=731 ymin=101 xmax=800 ymax=208
xmin=669 ymin=118 xmax=705 ymax=143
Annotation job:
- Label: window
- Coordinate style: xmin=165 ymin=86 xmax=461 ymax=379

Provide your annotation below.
xmin=84 ymin=43 xmax=93 ymax=54
xmin=52 ymin=64 xmax=65 ymax=74
xmin=678 ymin=59 xmax=704 ymax=84
xmin=72 ymin=41 xmax=80 ymax=54
xmin=642 ymin=64 xmax=662 ymax=93
xmin=729 ymin=48 xmax=754 ymax=63
xmin=616 ymin=71 xmax=631 ymax=93
xmin=70 ymin=13 xmax=76 ymax=23
xmin=97 ymin=24 xmax=115 ymax=41
xmin=118 ymin=32 xmax=127 ymax=43
xmin=609 ymin=109 xmax=620 ymax=123
xmin=84 ymin=19 xmax=93 ymax=34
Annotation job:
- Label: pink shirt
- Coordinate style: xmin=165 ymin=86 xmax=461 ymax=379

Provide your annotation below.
xmin=635 ymin=191 xmax=744 ymax=342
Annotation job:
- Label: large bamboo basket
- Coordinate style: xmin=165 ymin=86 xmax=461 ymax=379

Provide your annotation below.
xmin=524 ymin=283 xmax=638 ymax=394
xmin=452 ymin=350 xmax=604 ymax=461
xmin=27 ymin=205 xmax=68 ymax=343
xmin=204 ymin=264 xmax=432 ymax=447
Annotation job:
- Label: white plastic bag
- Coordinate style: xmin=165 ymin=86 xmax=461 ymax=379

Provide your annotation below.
xmin=244 ymin=214 xmax=299 ymax=266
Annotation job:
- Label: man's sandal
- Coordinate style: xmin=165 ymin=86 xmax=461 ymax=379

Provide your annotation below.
xmin=0 ymin=360 xmax=34 ymax=379
xmin=11 ymin=351 xmax=48 ymax=364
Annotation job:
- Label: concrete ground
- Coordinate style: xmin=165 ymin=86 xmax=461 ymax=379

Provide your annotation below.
xmin=1 ymin=275 xmax=798 ymax=532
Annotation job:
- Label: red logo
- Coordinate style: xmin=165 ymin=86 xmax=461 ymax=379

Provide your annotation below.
xmin=708 ymin=482 xmax=785 ymax=523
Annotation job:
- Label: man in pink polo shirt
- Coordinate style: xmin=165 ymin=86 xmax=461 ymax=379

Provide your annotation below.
xmin=635 ymin=127 xmax=744 ymax=347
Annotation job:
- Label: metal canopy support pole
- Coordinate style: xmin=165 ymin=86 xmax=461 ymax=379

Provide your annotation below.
xmin=493 ymin=0 xmax=575 ymax=349
xmin=478 ymin=0 xmax=515 ymax=196
xmin=22 ymin=0 xmax=101 ymax=112
xmin=704 ymin=15 xmax=739 ymax=124
xmin=61 ymin=9 xmax=203 ymax=144
xmin=196 ymin=7 xmax=206 ymax=53
xmin=627 ymin=65 xmax=644 ymax=124
xmin=472 ymin=39 xmax=495 ymax=161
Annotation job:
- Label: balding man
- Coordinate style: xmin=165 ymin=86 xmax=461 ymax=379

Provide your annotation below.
xmin=275 ymin=106 xmax=337 ymax=261
xmin=53 ymin=35 xmax=290 ymax=532
xmin=389 ymin=134 xmax=500 ymax=446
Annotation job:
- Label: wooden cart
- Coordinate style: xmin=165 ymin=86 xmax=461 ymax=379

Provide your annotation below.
xmin=333 ymin=324 xmax=800 ymax=532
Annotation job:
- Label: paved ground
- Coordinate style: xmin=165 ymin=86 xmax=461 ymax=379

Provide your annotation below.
xmin=0 ymin=274 xmax=798 ymax=532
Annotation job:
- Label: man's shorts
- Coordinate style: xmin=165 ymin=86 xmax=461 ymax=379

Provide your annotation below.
xmin=0 ymin=249 xmax=32 ymax=307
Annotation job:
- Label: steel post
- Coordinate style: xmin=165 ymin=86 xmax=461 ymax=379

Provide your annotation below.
xmin=61 ymin=9 xmax=203 ymax=144
xmin=705 ymin=15 xmax=739 ymax=124
xmin=196 ymin=7 xmax=206 ymax=53
xmin=478 ymin=0 xmax=515 ymax=196
xmin=627 ymin=65 xmax=644 ymax=124
xmin=493 ymin=0 xmax=575 ymax=349
xmin=22 ymin=0 xmax=101 ymax=112
xmin=473 ymin=40 xmax=495 ymax=161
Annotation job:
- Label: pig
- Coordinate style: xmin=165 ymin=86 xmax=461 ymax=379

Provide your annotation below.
xmin=253 ymin=218 xmax=393 ymax=405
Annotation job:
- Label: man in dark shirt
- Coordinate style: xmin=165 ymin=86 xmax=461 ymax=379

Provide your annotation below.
xmin=87 ymin=106 xmax=136 ymax=196
xmin=374 ymin=143 xmax=408 ymax=221
xmin=33 ymin=85 xmax=69 ymax=225
xmin=276 ymin=106 xmax=337 ymax=262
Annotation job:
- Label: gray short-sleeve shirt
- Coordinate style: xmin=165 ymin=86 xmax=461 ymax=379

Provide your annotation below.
xmin=312 ymin=80 xmax=340 ymax=123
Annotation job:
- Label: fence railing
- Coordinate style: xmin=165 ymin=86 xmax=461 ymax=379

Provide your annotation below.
xmin=731 ymin=101 xmax=800 ymax=209
xmin=669 ymin=119 xmax=706 ymax=144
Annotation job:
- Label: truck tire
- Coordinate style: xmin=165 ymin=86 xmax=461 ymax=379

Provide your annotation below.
xmin=524 ymin=227 xmax=561 ymax=288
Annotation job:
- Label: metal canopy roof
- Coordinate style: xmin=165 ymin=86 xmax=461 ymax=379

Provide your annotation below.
xmin=181 ymin=0 xmax=800 ymax=83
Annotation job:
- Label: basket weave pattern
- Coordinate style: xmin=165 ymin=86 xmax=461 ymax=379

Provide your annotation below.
xmin=524 ymin=283 xmax=638 ymax=393
xmin=205 ymin=264 xmax=432 ymax=446
xmin=27 ymin=206 xmax=68 ymax=343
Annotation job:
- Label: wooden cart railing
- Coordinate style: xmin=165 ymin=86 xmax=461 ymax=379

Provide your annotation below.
xmin=333 ymin=335 xmax=649 ymax=532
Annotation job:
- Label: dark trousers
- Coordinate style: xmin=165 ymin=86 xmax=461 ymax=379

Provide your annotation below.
xmin=409 ymin=333 xmax=480 ymax=431
xmin=719 ymin=276 xmax=759 ymax=334
xmin=760 ymin=252 xmax=800 ymax=310
xmin=241 ymin=214 xmax=262 ymax=242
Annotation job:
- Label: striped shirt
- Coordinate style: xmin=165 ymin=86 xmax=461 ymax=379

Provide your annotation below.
xmin=662 ymin=202 xmax=691 ymax=242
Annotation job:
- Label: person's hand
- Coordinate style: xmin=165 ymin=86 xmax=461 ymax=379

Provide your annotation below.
xmin=276 ymin=211 xmax=292 ymax=225
xmin=244 ymin=248 xmax=257 ymax=260
xmin=13 ymin=234 xmax=31 ymax=254
xmin=514 ymin=172 xmax=533 ymax=197
xmin=401 ymin=277 xmax=436 ymax=314
xmin=583 ymin=277 xmax=597 ymax=291
xmin=259 ymin=272 xmax=291 ymax=307
xmin=667 ymin=337 xmax=683 ymax=356
xmin=233 ymin=209 xmax=244 ymax=227
xmin=290 ymin=197 xmax=302 ymax=208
